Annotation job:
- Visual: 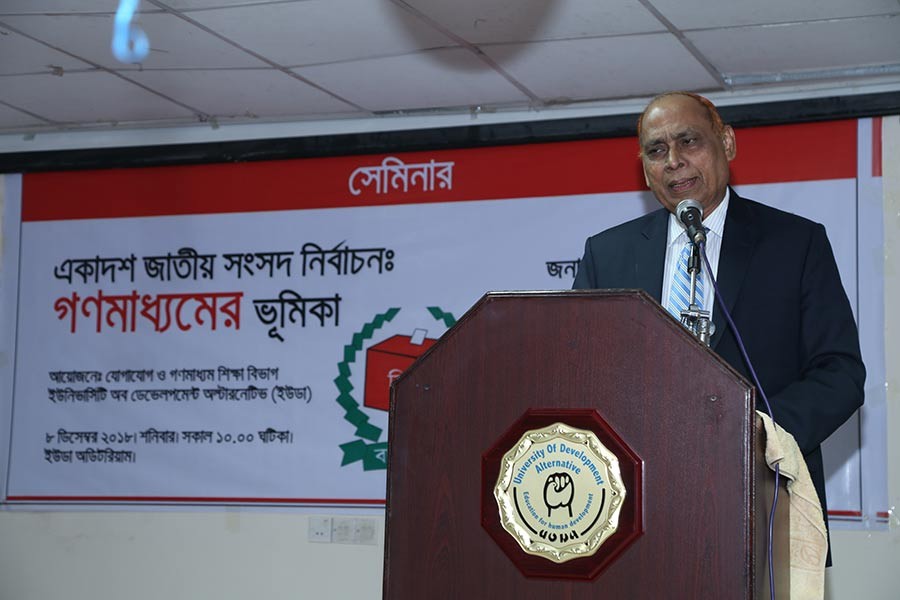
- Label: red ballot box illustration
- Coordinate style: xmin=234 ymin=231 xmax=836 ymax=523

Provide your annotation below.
xmin=364 ymin=329 xmax=436 ymax=411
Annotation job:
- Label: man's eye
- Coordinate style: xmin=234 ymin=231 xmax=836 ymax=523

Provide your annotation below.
xmin=682 ymin=137 xmax=697 ymax=146
xmin=646 ymin=147 xmax=664 ymax=157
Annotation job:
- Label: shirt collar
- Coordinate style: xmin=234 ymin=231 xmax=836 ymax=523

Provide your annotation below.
xmin=667 ymin=187 xmax=730 ymax=244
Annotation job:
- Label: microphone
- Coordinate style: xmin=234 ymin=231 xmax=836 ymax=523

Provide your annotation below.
xmin=676 ymin=199 xmax=706 ymax=245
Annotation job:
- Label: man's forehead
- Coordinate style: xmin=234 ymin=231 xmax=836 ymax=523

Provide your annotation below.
xmin=644 ymin=94 xmax=707 ymax=119
xmin=641 ymin=97 xmax=711 ymax=134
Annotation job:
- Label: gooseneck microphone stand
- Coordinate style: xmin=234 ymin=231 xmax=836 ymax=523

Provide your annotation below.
xmin=679 ymin=240 xmax=713 ymax=346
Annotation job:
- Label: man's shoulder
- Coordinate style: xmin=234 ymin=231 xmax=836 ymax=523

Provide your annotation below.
xmin=734 ymin=194 xmax=825 ymax=236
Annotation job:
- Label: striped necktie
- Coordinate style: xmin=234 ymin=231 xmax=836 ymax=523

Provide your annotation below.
xmin=667 ymin=241 xmax=703 ymax=320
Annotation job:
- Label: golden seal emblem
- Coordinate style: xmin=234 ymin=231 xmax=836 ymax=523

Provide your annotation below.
xmin=493 ymin=422 xmax=626 ymax=563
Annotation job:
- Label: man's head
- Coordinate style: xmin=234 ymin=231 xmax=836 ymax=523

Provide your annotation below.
xmin=637 ymin=92 xmax=736 ymax=217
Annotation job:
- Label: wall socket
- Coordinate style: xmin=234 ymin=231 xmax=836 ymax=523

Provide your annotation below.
xmin=307 ymin=516 xmax=378 ymax=545
xmin=307 ymin=516 xmax=333 ymax=543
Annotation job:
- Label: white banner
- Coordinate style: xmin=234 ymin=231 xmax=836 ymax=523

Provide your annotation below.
xmin=0 ymin=119 xmax=881 ymax=518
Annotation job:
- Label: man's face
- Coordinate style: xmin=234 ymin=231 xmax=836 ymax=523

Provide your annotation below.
xmin=639 ymin=95 xmax=736 ymax=216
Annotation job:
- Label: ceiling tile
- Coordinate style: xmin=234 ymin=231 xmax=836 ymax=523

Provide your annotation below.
xmin=295 ymin=48 xmax=531 ymax=112
xmin=127 ymin=68 xmax=358 ymax=117
xmin=0 ymin=72 xmax=196 ymax=124
xmin=0 ymin=23 xmax=92 ymax=75
xmin=0 ymin=102 xmax=50 ymax=129
xmin=689 ymin=16 xmax=900 ymax=75
xmin=1 ymin=12 xmax=267 ymax=70
xmin=481 ymin=35 xmax=721 ymax=102
xmin=404 ymin=0 xmax=664 ymax=43
xmin=186 ymin=0 xmax=457 ymax=66
xmin=650 ymin=0 xmax=900 ymax=29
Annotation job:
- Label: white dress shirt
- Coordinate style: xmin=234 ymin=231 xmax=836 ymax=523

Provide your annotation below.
xmin=661 ymin=188 xmax=729 ymax=322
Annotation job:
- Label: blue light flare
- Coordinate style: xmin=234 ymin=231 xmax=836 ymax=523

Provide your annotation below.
xmin=111 ymin=0 xmax=149 ymax=63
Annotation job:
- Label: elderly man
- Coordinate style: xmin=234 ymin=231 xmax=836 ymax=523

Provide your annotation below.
xmin=573 ymin=91 xmax=865 ymax=564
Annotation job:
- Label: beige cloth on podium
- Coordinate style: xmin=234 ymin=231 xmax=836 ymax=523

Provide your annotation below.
xmin=757 ymin=411 xmax=827 ymax=600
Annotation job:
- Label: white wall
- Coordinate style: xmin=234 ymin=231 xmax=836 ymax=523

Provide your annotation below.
xmin=1 ymin=112 xmax=899 ymax=600
xmin=0 ymin=510 xmax=384 ymax=600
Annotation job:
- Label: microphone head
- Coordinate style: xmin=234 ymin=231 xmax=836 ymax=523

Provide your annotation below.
xmin=676 ymin=199 xmax=706 ymax=244
xmin=676 ymin=199 xmax=703 ymax=221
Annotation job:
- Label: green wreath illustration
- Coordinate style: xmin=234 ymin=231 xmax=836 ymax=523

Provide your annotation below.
xmin=335 ymin=306 xmax=456 ymax=470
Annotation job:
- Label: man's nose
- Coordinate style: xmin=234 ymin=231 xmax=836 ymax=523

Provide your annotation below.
xmin=665 ymin=147 xmax=684 ymax=170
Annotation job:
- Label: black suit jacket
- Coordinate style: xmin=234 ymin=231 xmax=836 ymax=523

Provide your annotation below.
xmin=573 ymin=190 xmax=865 ymax=562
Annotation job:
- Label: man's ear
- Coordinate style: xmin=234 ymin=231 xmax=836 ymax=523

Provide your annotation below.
xmin=723 ymin=125 xmax=737 ymax=161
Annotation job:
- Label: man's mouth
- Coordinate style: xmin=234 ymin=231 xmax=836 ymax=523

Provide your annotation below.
xmin=669 ymin=177 xmax=698 ymax=193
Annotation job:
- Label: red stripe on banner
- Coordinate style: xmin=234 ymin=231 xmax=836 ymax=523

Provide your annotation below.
xmin=729 ymin=120 xmax=856 ymax=185
xmin=827 ymin=510 xmax=863 ymax=517
xmin=22 ymin=120 xmax=857 ymax=221
xmin=5 ymin=495 xmax=386 ymax=505
xmin=872 ymin=117 xmax=883 ymax=177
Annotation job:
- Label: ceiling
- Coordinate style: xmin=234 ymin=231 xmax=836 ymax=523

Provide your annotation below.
xmin=1 ymin=0 xmax=900 ymax=139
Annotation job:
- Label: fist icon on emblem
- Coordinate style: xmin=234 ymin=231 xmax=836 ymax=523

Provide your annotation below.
xmin=543 ymin=472 xmax=574 ymax=518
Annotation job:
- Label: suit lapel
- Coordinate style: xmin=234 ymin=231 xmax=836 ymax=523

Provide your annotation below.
xmin=638 ymin=208 xmax=669 ymax=303
xmin=711 ymin=191 xmax=759 ymax=350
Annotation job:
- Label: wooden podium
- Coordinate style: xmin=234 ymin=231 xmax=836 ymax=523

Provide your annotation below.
xmin=384 ymin=290 xmax=788 ymax=599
